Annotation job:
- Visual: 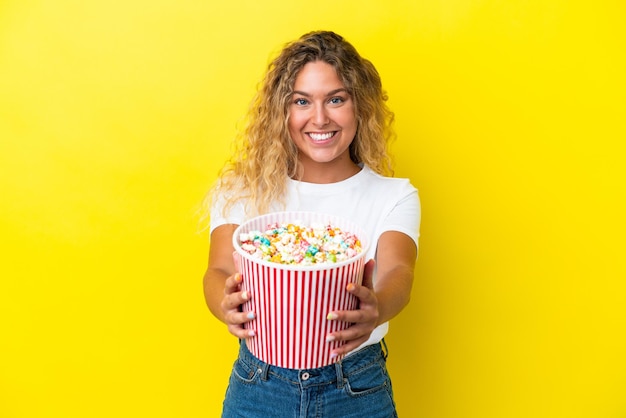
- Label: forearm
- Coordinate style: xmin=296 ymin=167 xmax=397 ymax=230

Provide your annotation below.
xmin=373 ymin=264 xmax=414 ymax=325
xmin=203 ymin=268 xmax=229 ymax=323
xmin=203 ymin=224 xmax=239 ymax=324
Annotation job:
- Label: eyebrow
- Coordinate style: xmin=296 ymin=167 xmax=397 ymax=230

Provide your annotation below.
xmin=292 ymin=88 xmax=350 ymax=97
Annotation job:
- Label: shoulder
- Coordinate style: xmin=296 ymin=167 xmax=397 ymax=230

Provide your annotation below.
xmin=360 ymin=166 xmax=418 ymax=194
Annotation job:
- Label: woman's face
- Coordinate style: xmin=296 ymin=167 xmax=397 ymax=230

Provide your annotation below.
xmin=288 ymin=60 xmax=358 ymax=181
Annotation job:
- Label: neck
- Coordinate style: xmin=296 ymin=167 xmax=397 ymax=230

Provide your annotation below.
xmin=294 ymin=160 xmax=361 ymax=184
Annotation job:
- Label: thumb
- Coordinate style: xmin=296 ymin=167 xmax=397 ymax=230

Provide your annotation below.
xmin=361 ymin=259 xmax=376 ymax=290
xmin=232 ymin=251 xmax=242 ymax=273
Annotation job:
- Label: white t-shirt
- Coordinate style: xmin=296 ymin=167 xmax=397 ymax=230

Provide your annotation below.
xmin=210 ymin=165 xmax=421 ymax=351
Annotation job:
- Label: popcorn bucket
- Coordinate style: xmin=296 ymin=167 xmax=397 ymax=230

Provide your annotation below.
xmin=232 ymin=211 xmax=369 ymax=369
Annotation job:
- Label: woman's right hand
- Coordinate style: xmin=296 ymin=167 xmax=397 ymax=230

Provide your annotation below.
xmin=220 ymin=272 xmax=257 ymax=339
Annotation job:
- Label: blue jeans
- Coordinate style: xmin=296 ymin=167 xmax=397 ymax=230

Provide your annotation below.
xmin=221 ymin=340 xmax=398 ymax=418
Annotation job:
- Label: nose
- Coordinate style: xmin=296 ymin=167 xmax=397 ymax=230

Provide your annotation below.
xmin=312 ymin=103 xmax=329 ymax=126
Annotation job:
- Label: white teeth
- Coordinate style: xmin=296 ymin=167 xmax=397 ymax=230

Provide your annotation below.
xmin=309 ymin=132 xmax=334 ymax=141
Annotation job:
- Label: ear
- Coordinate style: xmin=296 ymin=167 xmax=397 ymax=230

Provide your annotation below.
xmin=232 ymin=251 xmax=242 ymax=273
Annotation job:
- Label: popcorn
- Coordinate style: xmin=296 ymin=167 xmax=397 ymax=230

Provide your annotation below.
xmin=238 ymin=220 xmax=363 ymax=265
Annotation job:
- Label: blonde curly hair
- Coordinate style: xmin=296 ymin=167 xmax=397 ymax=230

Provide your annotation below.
xmin=205 ymin=31 xmax=395 ymax=220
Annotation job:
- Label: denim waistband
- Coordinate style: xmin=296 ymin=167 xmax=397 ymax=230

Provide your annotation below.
xmin=237 ymin=339 xmax=387 ymax=389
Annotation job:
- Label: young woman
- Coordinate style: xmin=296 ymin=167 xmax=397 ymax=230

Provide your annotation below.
xmin=203 ymin=31 xmax=420 ymax=417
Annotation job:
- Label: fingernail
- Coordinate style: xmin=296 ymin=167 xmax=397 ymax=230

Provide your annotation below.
xmin=330 ymin=352 xmax=339 ymax=359
xmin=246 ymin=311 xmax=256 ymax=319
xmin=235 ymin=274 xmax=242 ymax=283
xmin=347 ymin=283 xmax=356 ymax=292
xmin=326 ymin=335 xmax=335 ymax=342
xmin=241 ymin=290 xmax=249 ymax=300
xmin=327 ymin=312 xmax=338 ymax=320
xmin=248 ymin=330 xmax=256 ymax=337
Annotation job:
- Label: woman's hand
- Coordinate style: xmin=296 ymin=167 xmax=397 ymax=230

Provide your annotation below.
xmin=325 ymin=259 xmax=379 ymax=357
xmin=325 ymin=231 xmax=417 ymax=357
xmin=203 ymin=224 xmax=257 ymax=339
xmin=220 ymin=272 xmax=257 ymax=339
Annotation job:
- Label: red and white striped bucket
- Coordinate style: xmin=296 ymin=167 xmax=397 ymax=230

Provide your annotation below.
xmin=232 ymin=211 xmax=369 ymax=369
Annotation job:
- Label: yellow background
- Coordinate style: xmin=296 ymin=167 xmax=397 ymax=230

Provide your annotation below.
xmin=1 ymin=1 xmax=624 ymax=417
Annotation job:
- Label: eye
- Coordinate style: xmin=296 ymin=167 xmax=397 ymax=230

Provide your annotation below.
xmin=329 ymin=96 xmax=344 ymax=105
xmin=294 ymin=98 xmax=309 ymax=106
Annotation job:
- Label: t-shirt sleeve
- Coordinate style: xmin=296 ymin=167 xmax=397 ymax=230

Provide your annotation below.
xmin=382 ymin=183 xmax=421 ymax=248
xmin=209 ymin=193 xmax=246 ymax=234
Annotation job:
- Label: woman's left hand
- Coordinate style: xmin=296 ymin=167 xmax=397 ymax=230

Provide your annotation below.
xmin=325 ymin=259 xmax=379 ymax=357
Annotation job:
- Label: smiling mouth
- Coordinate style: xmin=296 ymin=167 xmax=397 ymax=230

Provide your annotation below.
xmin=308 ymin=132 xmax=336 ymax=141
